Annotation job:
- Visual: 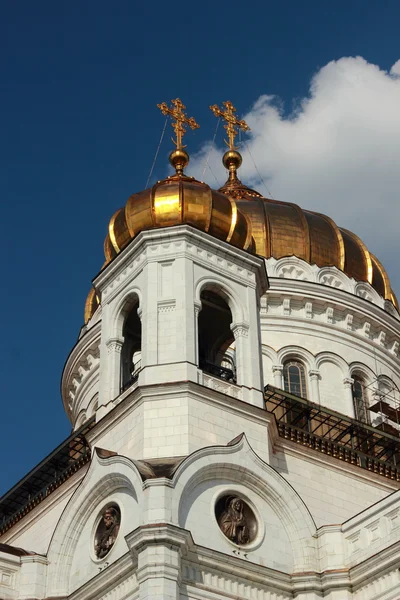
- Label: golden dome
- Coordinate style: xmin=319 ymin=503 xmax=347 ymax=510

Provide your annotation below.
xmin=84 ymin=124 xmax=397 ymax=322
xmin=103 ymin=173 xmax=253 ymax=264
xmin=220 ymin=171 xmax=398 ymax=309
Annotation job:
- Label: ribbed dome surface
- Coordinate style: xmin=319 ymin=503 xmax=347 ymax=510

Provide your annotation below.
xmin=84 ymin=174 xmax=397 ymax=323
xmin=224 ymin=180 xmax=397 ymax=309
xmin=103 ymin=174 xmax=252 ymax=264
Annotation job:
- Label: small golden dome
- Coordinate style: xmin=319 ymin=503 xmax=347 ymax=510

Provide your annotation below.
xmin=103 ymin=173 xmax=252 ymax=261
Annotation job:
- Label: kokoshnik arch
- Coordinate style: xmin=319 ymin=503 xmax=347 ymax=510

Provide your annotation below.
xmin=1 ymin=99 xmax=400 ymax=600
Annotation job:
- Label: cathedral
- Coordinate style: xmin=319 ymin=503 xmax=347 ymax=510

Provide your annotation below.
xmin=1 ymin=99 xmax=400 ymax=600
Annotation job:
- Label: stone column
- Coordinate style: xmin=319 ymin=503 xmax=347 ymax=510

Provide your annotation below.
xmin=231 ymin=321 xmax=250 ymax=389
xmin=127 ymin=524 xmax=191 ymax=600
xmin=231 ymin=321 xmax=263 ymax=407
xmin=19 ymin=555 xmax=48 ymax=600
xmin=194 ymin=301 xmax=202 ymax=366
xmin=106 ymin=338 xmax=123 ymax=401
xmin=343 ymin=377 xmax=355 ymax=417
xmin=272 ymin=365 xmax=284 ymax=389
xmin=137 ymin=544 xmax=180 ymax=600
xmin=309 ymin=369 xmax=321 ymax=404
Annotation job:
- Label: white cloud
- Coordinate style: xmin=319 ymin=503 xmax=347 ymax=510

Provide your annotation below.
xmin=188 ymin=57 xmax=400 ymax=294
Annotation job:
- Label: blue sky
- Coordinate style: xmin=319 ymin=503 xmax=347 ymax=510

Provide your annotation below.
xmin=1 ymin=0 xmax=400 ymax=496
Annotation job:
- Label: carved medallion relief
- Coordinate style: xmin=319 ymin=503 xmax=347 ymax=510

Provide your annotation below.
xmin=215 ymin=495 xmax=257 ymax=545
xmin=94 ymin=505 xmax=121 ymax=559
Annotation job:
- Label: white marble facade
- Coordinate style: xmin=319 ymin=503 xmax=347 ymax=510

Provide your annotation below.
xmin=1 ymin=225 xmax=400 ymax=600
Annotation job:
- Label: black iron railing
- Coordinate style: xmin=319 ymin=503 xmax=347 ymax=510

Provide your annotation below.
xmin=265 ymin=385 xmax=400 ymax=481
xmin=0 ymin=418 xmax=95 ymax=535
xmin=200 ymin=359 xmax=236 ymax=383
xmin=121 ymin=364 xmax=141 ymax=393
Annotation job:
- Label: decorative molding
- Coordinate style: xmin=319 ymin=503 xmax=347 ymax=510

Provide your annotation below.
xmin=378 ymin=331 xmax=386 ymax=347
xmin=182 ymin=559 xmax=291 ymax=600
xmin=63 ymin=331 xmax=101 ymax=422
xmin=343 ymin=377 xmax=354 ymax=389
xmin=260 ymin=296 xmax=268 ymax=315
xmin=261 ymin=286 xmax=400 ymax=361
xmin=203 ymin=373 xmax=242 ymax=399
xmin=266 ymin=256 xmax=399 ymax=320
xmin=194 ymin=300 xmax=202 ymax=317
xmin=309 ymin=369 xmax=321 ymax=381
xmin=346 ymin=313 xmax=354 ymax=331
xmin=231 ymin=322 xmax=249 ymax=339
xmin=283 ymin=298 xmax=291 ymax=316
xmin=94 ymin=226 xmax=268 ymax=302
xmin=363 ymin=322 xmax=371 ymax=339
xmin=157 ymin=299 xmax=176 ymax=313
xmin=106 ymin=338 xmax=123 ymax=354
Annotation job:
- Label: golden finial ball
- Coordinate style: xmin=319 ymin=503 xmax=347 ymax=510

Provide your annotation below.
xmin=169 ymin=149 xmax=189 ymax=174
xmin=223 ymin=150 xmax=242 ymax=170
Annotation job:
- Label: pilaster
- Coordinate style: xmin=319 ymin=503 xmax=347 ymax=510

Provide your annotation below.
xmin=309 ymin=369 xmax=321 ymax=404
xmin=343 ymin=377 xmax=355 ymax=417
xmin=126 ymin=524 xmax=191 ymax=600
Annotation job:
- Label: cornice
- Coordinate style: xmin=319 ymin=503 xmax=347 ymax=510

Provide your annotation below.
xmin=268 ymin=277 xmax=400 ymax=333
xmin=68 ymin=551 xmax=137 ymax=600
xmin=86 ymin=380 xmax=273 ymax=451
xmin=93 ymin=225 xmax=269 ymax=299
xmin=349 ymin=539 xmax=400 ymax=588
xmin=61 ymin=321 xmax=101 ymax=422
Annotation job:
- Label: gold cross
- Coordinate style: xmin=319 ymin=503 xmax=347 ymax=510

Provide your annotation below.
xmin=209 ymin=101 xmax=250 ymax=150
xmin=157 ymin=98 xmax=200 ymax=150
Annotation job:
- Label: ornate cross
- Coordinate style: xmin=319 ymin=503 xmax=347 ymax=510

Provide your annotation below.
xmin=157 ymin=98 xmax=200 ymax=150
xmin=209 ymin=101 xmax=250 ymax=150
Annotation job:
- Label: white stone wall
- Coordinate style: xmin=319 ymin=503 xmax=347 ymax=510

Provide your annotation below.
xmin=13 ymin=226 xmax=398 ymax=600
xmin=0 ymin=469 xmax=85 ymax=555
xmin=87 ymin=382 xmax=272 ymax=464
xmin=271 ymin=448 xmax=393 ymax=527
xmin=261 ymin=258 xmax=400 ymax=422
xmin=2 ymin=436 xmax=399 ymax=600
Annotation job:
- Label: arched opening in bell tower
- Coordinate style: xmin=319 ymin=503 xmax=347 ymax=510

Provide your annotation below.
xmin=121 ymin=300 xmax=142 ymax=392
xmin=198 ymin=289 xmax=236 ymax=383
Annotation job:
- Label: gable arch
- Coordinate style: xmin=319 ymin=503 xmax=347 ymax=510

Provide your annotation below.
xmin=277 ymin=345 xmax=316 ymax=371
xmin=274 ymin=256 xmax=315 ymax=281
xmin=262 ymin=344 xmax=278 ymax=364
xmin=47 ymin=451 xmax=143 ymax=596
xmin=317 ymin=266 xmax=352 ymax=291
xmin=111 ymin=286 xmax=142 ymax=340
xmin=349 ymin=362 xmax=376 ymax=384
xmin=195 ymin=276 xmax=244 ymax=324
xmin=315 ymin=351 xmax=349 ymax=375
xmin=170 ymin=435 xmax=317 ymax=573
xmin=377 ymin=374 xmax=399 ymax=392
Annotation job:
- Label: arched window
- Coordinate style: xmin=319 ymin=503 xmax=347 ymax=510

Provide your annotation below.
xmin=352 ymin=375 xmax=369 ymax=423
xmin=198 ymin=290 xmax=235 ymax=382
xmin=121 ymin=301 xmax=142 ymax=391
xmin=283 ymin=361 xmax=307 ymax=399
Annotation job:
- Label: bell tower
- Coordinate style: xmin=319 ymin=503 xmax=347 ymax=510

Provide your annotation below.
xmin=63 ymin=99 xmax=269 ymax=462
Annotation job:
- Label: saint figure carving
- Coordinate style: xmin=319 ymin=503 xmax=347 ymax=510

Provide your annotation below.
xmin=218 ymin=497 xmax=250 ymax=545
xmin=95 ymin=507 xmax=120 ymax=559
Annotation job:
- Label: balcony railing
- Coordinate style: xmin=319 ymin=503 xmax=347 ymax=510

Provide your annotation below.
xmin=200 ymin=359 xmax=236 ymax=383
xmin=121 ymin=362 xmax=141 ymax=393
xmin=0 ymin=418 xmax=94 ymax=535
xmin=265 ymin=385 xmax=400 ymax=481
